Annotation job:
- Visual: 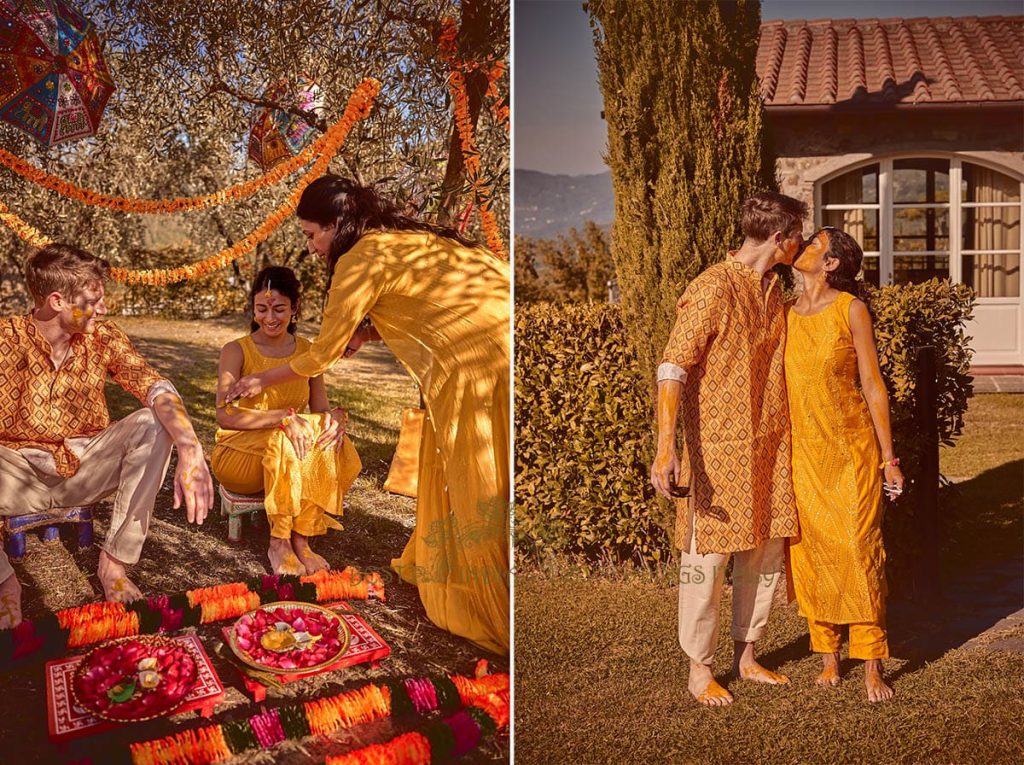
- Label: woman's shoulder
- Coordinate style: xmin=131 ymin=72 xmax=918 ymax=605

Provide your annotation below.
xmin=293 ymin=334 xmax=313 ymax=353
xmin=221 ymin=335 xmax=252 ymax=353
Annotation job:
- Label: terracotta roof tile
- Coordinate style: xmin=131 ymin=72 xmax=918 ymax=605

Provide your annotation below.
xmin=757 ymin=16 xmax=1024 ymax=107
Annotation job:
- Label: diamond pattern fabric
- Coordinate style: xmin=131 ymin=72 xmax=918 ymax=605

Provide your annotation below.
xmin=0 ymin=315 xmax=164 ymax=477
xmin=662 ymin=257 xmax=798 ymax=554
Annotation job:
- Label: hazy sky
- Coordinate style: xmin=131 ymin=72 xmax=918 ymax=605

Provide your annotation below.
xmin=514 ymin=0 xmax=1024 ymax=176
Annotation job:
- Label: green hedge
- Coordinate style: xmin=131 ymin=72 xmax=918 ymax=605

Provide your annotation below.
xmin=515 ymin=281 xmax=975 ymax=574
xmin=514 ymin=302 xmax=668 ymax=567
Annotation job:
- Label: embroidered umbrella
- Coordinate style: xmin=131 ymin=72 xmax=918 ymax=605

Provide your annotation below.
xmin=0 ymin=0 xmax=115 ymax=146
xmin=248 ymin=76 xmax=324 ymax=172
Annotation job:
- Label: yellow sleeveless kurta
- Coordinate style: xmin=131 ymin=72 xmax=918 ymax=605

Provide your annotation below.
xmin=288 ymin=231 xmax=510 ymax=655
xmin=784 ymin=292 xmax=886 ymax=624
xmin=212 ymin=334 xmax=361 ymax=536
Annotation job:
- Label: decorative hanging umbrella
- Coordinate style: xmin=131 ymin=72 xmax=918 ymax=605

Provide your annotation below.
xmin=248 ymin=76 xmax=324 ymax=173
xmin=0 ymin=0 xmax=115 ymax=146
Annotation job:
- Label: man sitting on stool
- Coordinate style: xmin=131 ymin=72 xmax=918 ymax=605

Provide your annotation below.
xmin=0 ymin=243 xmax=214 ymax=628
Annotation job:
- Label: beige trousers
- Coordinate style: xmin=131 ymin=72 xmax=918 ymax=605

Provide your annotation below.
xmin=0 ymin=408 xmax=173 ymax=581
xmin=677 ymin=501 xmax=785 ymax=666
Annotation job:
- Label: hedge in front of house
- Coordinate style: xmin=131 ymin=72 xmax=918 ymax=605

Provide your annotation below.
xmin=514 ymin=302 xmax=668 ymax=566
xmin=515 ymin=281 xmax=975 ymax=577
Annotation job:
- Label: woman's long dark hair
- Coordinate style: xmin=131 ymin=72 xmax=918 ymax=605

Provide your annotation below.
xmin=250 ymin=265 xmax=302 ymax=334
xmin=296 ymin=175 xmax=480 ymax=279
xmin=823 ymin=227 xmax=871 ymax=303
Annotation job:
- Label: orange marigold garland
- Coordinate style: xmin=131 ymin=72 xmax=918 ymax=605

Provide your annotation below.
xmin=302 ymin=566 xmax=387 ymax=602
xmin=0 ymin=79 xmax=379 ymax=215
xmin=0 ymin=79 xmax=381 ymax=286
xmin=127 ymin=669 xmax=509 ymax=765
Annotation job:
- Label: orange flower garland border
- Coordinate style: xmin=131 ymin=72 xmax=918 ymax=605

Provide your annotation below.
xmin=0 ymin=79 xmax=381 ymax=285
xmin=438 ymin=18 xmax=507 ymax=260
xmin=126 ymin=667 xmax=509 ymax=765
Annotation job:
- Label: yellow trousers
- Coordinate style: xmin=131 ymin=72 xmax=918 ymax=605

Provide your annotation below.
xmin=808 ymin=618 xmax=888 ymax=660
xmin=212 ymin=419 xmax=360 ymax=540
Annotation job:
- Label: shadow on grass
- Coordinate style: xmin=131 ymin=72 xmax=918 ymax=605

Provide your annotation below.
xmin=881 ymin=459 xmax=1023 ymax=679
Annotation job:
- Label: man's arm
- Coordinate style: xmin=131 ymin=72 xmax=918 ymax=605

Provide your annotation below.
xmin=651 ymin=377 xmax=685 ymax=499
xmin=151 ymin=391 xmax=214 ymax=524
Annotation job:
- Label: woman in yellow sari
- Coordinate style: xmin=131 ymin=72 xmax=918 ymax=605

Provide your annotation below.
xmin=225 ymin=176 xmax=510 ymax=655
xmin=212 ymin=266 xmax=361 ymax=576
xmin=785 ymin=227 xmax=905 ymax=702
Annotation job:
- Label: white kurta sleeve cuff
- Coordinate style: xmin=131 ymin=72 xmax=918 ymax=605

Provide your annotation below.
xmin=657 ymin=362 xmax=688 ymax=384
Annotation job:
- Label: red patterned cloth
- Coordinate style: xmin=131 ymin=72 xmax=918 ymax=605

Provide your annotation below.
xmin=0 ymin=315 xmax=165 ymax=477
xmin=662 ymin=255 xmax=798 ymax=554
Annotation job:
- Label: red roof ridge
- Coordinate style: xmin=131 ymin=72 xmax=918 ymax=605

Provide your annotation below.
xmin=763 ymin=15 xmax=1023 ymax=25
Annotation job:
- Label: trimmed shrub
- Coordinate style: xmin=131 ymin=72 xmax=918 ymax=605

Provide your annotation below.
xmin=514 ymin=302 xmax=667 ymax=567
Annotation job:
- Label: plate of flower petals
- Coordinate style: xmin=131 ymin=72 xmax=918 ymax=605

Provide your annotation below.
xmin=71 ymin=635 xmax=199 ymax=722
xmin=228 ymin=601 xmax=350 ymax=674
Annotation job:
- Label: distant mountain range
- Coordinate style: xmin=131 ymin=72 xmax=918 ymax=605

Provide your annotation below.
xmin=515 ymin=168 xmax=614 ymax=240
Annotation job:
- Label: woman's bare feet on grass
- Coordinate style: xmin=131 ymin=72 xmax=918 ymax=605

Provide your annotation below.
xmin=816 ymin=652 xmax=841 ymax=686
xmin=689 ymin=661 xmax=734 ymax=707
xmin=292 ymin=532 xmax=330 ymax=575
xmin=864 ymin=659 xmax=894 ymax=702
xmin=98 ymin=551 xmax=143 ymax=602
xmin=269 ymin=537 xmax=304 ymax=575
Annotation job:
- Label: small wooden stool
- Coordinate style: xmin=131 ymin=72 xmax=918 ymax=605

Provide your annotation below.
xmin=4 ymin=505 xmax=95 ymax=559
xmin=218 ymin=485 xmax=265 ymax=542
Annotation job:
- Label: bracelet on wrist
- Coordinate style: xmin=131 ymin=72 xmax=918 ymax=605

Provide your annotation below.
xmin=879 ymin=457 xmax=900 ymax=469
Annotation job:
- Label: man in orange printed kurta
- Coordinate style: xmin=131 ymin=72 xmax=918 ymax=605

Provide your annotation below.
xmin=0 ymin=244 xmax=214 ymax=630
xmin=651 ymin=192 xmax=807 ymax=706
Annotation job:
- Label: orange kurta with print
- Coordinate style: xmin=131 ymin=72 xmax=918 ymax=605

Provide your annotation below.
xmin=662 ymin=257 xmax=798 ymax=554
xmin=0 ymin=315 xmax=164 ymax=478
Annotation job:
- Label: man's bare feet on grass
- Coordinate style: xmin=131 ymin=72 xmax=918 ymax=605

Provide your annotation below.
xmin=0 ymin=573 xmax=22 ymax=629
xmin=816 ymin=652 xmax=842 ymax=686
xmin=269 ymin=537 xmax=305 ymax=575
xmin=733 ymin=641 xmax=789 ymax=685
xmin=689 ymin=660 xmax=734 ymax=707
xmin=292 ymin=532 xmax=330 ymax=575
xmin=864 ymin=659 xmax=894 ymax=702
xmin=98 ymin=551 xmax=143 ymax=602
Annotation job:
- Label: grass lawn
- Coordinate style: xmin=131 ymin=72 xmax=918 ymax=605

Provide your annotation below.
xmin=2 ymin=316 xmax=508 ymax=765
xmin=515 ymin=394 xmax=1024 ymax=765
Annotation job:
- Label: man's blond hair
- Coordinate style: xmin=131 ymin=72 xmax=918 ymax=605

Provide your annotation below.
xmin=24 ymin=243 xmax=110 ymax=305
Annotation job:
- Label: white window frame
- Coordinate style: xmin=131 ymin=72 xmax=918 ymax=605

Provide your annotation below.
xmin=815 ymin=154 xmax=1024 ymax=302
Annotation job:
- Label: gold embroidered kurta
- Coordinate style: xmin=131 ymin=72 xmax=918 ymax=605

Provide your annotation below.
xmin=289 ymin=231 xmax=510 ymax=655
xmin=785 ymin=292 xmax=886 ymax=624
xmin=662 ymin=257 xmax=798 ymax=554
xmin=0 ymin=315 xmax=165 ymax=477
xmin=212 ymin=334 xmax=361 ymax=537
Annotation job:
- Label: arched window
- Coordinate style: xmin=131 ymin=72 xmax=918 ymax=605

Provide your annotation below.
xmin=818 ymin=158 xmax=1021 ymax=298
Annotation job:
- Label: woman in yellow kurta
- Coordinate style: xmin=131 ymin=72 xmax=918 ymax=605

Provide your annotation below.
xmin=785 ymin=227 xmax=905 ymax=703
xmin=225 ymin=176 xmax=510 ymax=655
xmin=213 ymin=266 xmax=361 ymax=576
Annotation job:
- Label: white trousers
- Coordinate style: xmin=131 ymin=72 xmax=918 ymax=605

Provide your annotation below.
xmin=677 ymin=502 xmax=785 ymax=665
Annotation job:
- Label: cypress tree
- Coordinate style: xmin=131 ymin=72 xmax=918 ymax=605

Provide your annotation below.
xmin=586 ymin=0 xmax=777 ymax=383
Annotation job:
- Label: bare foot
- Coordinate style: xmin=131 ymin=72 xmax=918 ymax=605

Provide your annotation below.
xmin=269 ymin=538 xmax=304 ymax=576
xmin=864 ymin=659 xmax=894 ymax=702
xmin=735 ymin=661 xmax=790 ymax=685
xmin=815 ymin=652 xmax=842 ymax=686
xmin=0 ymin=573 xmax=22 ymax=629
xmin=97 ymin=551 xmax=143 ymax=602
xmin=292 ymin=532 xmax=330 ymax=575
xmin=689 ymin=661 xmax=733 ymax=707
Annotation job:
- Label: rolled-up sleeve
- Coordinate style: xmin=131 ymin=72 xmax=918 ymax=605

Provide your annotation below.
xmin=661 ymin=272 xmax=725 ymax=371
xmin=290 ymin=238 xmax=388 ymax=379
xmin=103 ymin=323 xmax=167 ymax=406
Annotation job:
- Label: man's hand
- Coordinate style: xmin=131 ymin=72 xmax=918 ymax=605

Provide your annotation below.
xmin=173 ymin=442 xmax=213 ymax=524
xmin=651 ymin=444 xmax=681 ymax=499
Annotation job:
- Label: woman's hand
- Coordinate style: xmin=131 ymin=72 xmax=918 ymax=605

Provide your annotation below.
xmin=883 ymin=463 xmax=905 ymax=501
xmin=315 ymin=408 xmax=350 ymax=451
xmin=225 ymin=373 xmax=265 ymax=404
xmin=283 ymin=416 xmax=317 ymax=461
